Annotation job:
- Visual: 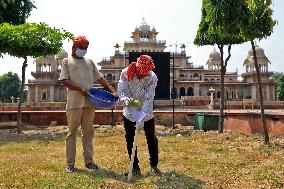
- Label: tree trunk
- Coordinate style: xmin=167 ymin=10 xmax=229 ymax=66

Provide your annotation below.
xmin=217 ymin=45 xmax=232 ymax=133
xmin=251 ymin=40 xmax=269 ymax=144
xmin=218 ymin=45 xmax=225 ymax=133
xmin=17 ymin=56 xmax=28 ymax=134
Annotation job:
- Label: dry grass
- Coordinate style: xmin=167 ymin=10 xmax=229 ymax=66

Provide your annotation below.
xmin=0 ymin=125 xmax=284 ymax=189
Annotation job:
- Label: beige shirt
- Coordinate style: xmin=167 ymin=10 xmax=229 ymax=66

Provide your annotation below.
xmin=59 ymin=57 xmax=103 ymax=110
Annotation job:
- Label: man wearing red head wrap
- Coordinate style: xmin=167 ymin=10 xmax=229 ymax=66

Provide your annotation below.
xmin=118 ymin=55 xmax=162 ymax=176
xmin=59 ymin=36 xmax=117 ymax=173
xmin=125 ymin=55 xmax=155 ymax=80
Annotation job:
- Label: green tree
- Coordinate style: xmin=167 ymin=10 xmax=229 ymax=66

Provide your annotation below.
xmin=273 ymin=72 xmax=284 ymax=100
xmin=194 ymin=0 xmax=249 ymax=132
xmin=0 ymin=0 xmax=36 ymax=24
xmin=0 ymin=22 xmax=73 ymax=133
xmin=241 ymin=0 xmax=276 ymax=144
xmin=0 ymin=72 xmax=21 ymax=101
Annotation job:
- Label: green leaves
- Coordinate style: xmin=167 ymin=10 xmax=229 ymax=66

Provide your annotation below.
xmin=0 ymin=0 xmax=36 ymax=25
xmin=244 ymin=0 xmax=276 ymax=41
xmin=194 ymin=0 xmax=276 ymax=46
xmin=0 ymin=22 xmax=74 ymax=58
xmin=194 ymin=0 xmax=249 ymax=46
xmin=0 ymin=72 xmax=20 ymax=101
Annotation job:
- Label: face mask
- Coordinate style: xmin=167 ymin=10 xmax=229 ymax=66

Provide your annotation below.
xmin=75 ymin=48 xmax=87 ymax=58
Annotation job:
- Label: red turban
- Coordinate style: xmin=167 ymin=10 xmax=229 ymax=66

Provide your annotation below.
xmin=73 ymin=36 xmax=89 ymax=46
xmin=72 ymin=36 xmax=89 ymax=56
xmin=125 ymin=55 xmax=155 ymax=80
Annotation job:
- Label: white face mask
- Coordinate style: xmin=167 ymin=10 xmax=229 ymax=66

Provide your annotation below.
xmin=75 ymin=48 xmax=87 ymax=58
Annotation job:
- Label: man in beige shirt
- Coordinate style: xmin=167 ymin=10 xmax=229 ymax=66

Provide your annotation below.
xmin=59 ymin=36 xmax=117 ymax=173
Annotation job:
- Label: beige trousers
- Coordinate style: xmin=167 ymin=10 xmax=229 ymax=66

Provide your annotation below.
xmin=66 ymin=107 xmax=95 ymax=166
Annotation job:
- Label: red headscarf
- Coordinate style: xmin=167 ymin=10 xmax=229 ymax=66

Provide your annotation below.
xmin=125 ymin=55 xmax=155 ymax=80
xmin=72 ymin=36 xmax=89 ymax=56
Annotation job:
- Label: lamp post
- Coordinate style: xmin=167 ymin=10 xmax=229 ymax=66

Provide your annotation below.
xmin=209 ymin=87 xmax=215 ymax=110
xmin=171 ymin=51 xmax=175 ymax=129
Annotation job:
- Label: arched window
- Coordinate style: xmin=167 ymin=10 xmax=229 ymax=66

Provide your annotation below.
xmin=217 ymin=91 xmax=221 ymax=98
xmin=187 ymin=87 xmax=194 ymax=96
xmin=171 ymin=87 xmax=177 ymax=99
xmin=180 ymin=87 xmax=186 ymax=97
xmin=41 ymin=89 xmax=47 ymax=100
xmin=106 ymin=73 xmax=113 ymax=81
xmin=179 ymin=74 xmax=184 ymax=77
xmin=193 ymin=73 xmax=199 ymax=77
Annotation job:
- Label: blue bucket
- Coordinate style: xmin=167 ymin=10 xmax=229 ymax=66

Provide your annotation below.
xmin=88 ymin=88 xmax=119 ymax=108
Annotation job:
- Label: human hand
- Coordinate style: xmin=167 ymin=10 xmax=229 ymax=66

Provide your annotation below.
xmin=112 ymin=92 xmax=119 ymax=98
xmin=81 ymin=88 xmax=89 ymax=96
xmin=121 ymin=97 xmax=132 ymax=106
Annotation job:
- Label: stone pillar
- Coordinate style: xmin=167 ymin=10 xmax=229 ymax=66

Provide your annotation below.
xmin=50 ymin=85 xmax=54 ymax=101
xmin=27 ymin=87 xmax=31 ymax=102
xmin=266 ymin=85 xmax=270 ymax=100
xmin=194 ymin=83 xmax=200 ymax=96
xmin=35 ymin=86 xmax=39 ymax=103
xmin=252 ymin=85 xmax=256 ymax=100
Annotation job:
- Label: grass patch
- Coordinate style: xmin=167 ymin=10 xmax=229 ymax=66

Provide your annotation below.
xmin=0 ymin=126 xmax=284 ymax=188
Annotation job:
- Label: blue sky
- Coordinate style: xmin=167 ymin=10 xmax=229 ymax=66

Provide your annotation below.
xmin=0 ymin=0 xmax=283 ymax=81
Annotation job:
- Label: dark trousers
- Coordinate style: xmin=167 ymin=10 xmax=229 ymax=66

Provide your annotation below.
xmin=123 ymin=116 xmax=159 ymax=170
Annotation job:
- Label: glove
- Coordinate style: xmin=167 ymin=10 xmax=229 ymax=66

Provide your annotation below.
xmin=136 ymin=121 xmax=144 ymax=129
xmin=121 ymin=97 xmax=133 ymax=106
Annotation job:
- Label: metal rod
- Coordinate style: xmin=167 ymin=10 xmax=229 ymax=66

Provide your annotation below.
xmin=172 ymin=52 xmax=175 ymax=129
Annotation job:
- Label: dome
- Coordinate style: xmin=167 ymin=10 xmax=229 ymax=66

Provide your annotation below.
xmin=56 ymin=50 xmax=68 ymax=60
xmin=244 ymin=45 xmax=270 ymax=66
xmin=151 ymin=27 xmax=156 ymax=33
xmin=248 ymin=45 xmax=265 ymax=57
xmin=36 ymin=55 xmax=56 ymax=65
xmin=139 ymin=24 xmax=150 ymax=32
xmin=207 ymin=49 xmax=221 ymax=65
xmin=138 ymin=18 xmax=150 ymax=32
xmin=209 ymin=49 xmax=221 ymax=59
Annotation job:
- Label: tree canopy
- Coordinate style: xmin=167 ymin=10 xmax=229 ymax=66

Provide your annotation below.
xmin=0 ymin=22 xmax=74 ymax=58
xmin=0 ymin=0 xmax=36 ymax=25
xmin=242 ymin=0 xmax=276 ymax=41
xmin=0 ymin=72 xmax=21 ymax=102
xmin=273 ymin=72 xmax=284 ymax=101
xmin=194 ymin=0 xmax=249 ymax=46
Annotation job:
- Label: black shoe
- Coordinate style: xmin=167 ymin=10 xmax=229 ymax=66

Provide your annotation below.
xmin=151 ymin=166 xmax=162 ymax=175
xmin=85 ymin=162 xmax=99 ymax=170
xmin=65 ymin=165 xmax=75 ymax=173
xmin=124 ymin=168 xmax=142 ymax=177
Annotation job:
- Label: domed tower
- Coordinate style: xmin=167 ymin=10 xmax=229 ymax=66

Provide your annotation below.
xmin=123 ymin=18 xmax=166 ymax=52
xmin=241 ymin=45 xmax=274 ymax=100
xmin=56 ymin=50 xmax=68 ymax=70
xmin=27 ymin=50 xmax=69 ymax=103
xmin=207 ymin=49 xmax=221 ymax=70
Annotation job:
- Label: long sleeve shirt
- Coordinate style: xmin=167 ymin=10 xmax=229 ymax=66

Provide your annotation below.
xmin=118 ymin=68 xmax=158 ymax=122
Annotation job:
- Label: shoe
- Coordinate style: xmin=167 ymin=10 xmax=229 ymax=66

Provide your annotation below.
xmin=85 ymin=162 xmax=99 ymax=170
xmin=151 ymin=166 xmax=162 ymax=175
xmin=124 ymin=168 xmax=142 ymax=177
xmin=65 ymin=165 xmax=75 ymax=173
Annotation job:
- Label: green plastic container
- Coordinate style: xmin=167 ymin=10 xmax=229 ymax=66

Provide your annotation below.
xmin=205 ymin=114 xmax=219 ymax=131
xmin=194 ymin=113 xmax=219 ymax=131
xmin=194 ymin=113 xmax=205 ymax=131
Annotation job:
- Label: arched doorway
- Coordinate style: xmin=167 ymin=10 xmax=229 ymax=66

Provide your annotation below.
xmin=180 ymin=87 xmax=186 ymax=97
xmin=171 ymin=87 xmax=177 ymax=99
xmin=187 ymin=87 xmax=194 ymax=96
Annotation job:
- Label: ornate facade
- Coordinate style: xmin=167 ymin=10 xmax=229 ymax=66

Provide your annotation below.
xmin=98 ymin=19 xmax=275 ymax=101
xmin=26 ymin=51 xmax=68 ymax=102
xmin=27 ymin=19 xmax=275 ymax=102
